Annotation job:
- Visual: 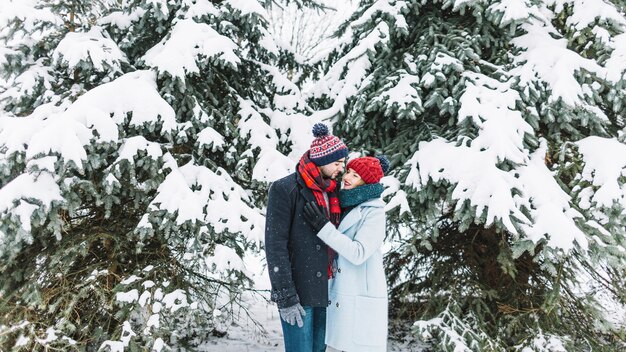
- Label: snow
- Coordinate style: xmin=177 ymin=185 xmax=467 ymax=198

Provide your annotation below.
xmin=143 ymin=19 xmax=240 ymax=81
xmin=576 ymin=136 xmax=626 ymax=209
xmin=162 ymin=289 xmax=189 ymax=312
xmin=372 ymin=72 xmax=422 ymax=117
xmin=225 ymin=0 xmax=266 ymax=17
xmin=116 ymin=136 xmax=163 ymax=162
xmin=413 ymin=305 xmax=475 ymax=352
xmin=486 ymin=0 xmax=532 ymax=26
xmin=513 ymin=31 xmax=597 ymax=106
xmin=253 ymin=149 xmax=295 ymax=183
xmin=35 ymin=327 xmax=57 ymax=344
xmin=237 ymin=98 xmax=297 ymax=182
xmin=148 ymin=166 xmax=206 ymax=225
xmin=202 ymin=253 xmax=423 ymax=351
xmin=25 ymin=156 xmax=57 ymax=172
xmin=144 ymin=159 xmax=265 ymax=241
xmin=410 ymin=138 xmax=528 ymax=235
xmin=206 ymin=244 xmax=247 ymax=274
xmin=52 ymin=27 xmax=127 ymax=74
xmin=550 ymin=0 xmax=626 ymax=30
xmin=517 ymin=141 xmax=588 ymax=251
xmin=1 ymin=70 xmax=176 ymax=171
xmin=152 ymin=338 xmax=166 ymax=352
xmin=382 ymin=176 xmax=411 ymax=216
xmin=307 ymin=0 xmax=408 ymax=121
xmin=458 ymin=72 xmax=533 ymax=165
xmin=348 ymin=0 xmax=408 ymax=32
xmin=0 ymin=60 xmax=54 ymax=102
xmin=139 ymin=291 xmax=151 ymax=307
xmin=268 ymin=111 xmax=316 ymax=162
xmin=61 ymin=336 xmax=77 ymax=345
xmin=432 ymin=53 xmax=464 ymax=74
xmin=25 ymin=114 xmax=91 ymax=167
xmin=519 ymin=333 xmax=568 ymax=352
xmin=0 ymin=0 xmax=61 ymax=37
xmin=69 ymin=70 xmax=176 ymax=131
xmin=309 ymin=21 xmax=390 ymax=121
xmin=121 ymin=275 xmax=141 ymax=285
xmin=408 ymin=133 xmax=593 ymax=252
xmin=99 ymin=8 xmax=148 ymax=29
xmin=116 ymin=289 xmax=139 ymax=304
xmin=510 ymin=3 xmax=619 ymax=107
xmin=14 ymin=335 xmax=29 ymax=347
xmin=2 ymin=0 xmax=625 ymax=349
xmin=606 ymin=32 xmax=626 ymax=83
xmin=255 ymin=61 xmax=304 ymax=109
xmin=184 ymin=0 xmax=220 ymax=19
xmin=258 ymin=27 xmax=281 ymax=56
xmin=0 ymin=172 xmax=62 ymax=232
xmin=420 ymin=72 xmax=436 ymax=88
xmin=237 ymin=99 xmax=280 ymax=152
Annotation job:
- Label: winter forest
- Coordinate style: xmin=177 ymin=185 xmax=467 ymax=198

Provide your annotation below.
xmin=1 ymin=0 xmax=626 ymax=351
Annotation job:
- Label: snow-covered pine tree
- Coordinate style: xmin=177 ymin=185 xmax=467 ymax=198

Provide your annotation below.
xmin=310 ymin=0 xmax=626 ymax=350
xmin=0 ymin=0 xmax=311 ymax=350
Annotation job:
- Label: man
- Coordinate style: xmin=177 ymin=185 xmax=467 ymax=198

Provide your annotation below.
xmin=265 ymin=123 xmax=348 ymax=352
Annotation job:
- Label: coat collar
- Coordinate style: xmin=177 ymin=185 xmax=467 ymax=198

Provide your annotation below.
xmin=339 ymin=198 xmax=384 ymax=232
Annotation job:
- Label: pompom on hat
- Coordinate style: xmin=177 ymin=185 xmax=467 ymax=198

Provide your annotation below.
xmin=346 ymin=155 xmax=389 ymax=184
xmin=309 ymin=123 xmax=349 ymax=166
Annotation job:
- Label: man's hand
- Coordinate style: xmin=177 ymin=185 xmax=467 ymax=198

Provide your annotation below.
xmin=303 ymin=201 xmax=329 ymax=232
xmin=279 ymin=303 xmax=306 ymax=327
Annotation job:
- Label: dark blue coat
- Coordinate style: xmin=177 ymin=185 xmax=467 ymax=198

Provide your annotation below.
xmin=265 ymin=171 xmax=330 ymax=308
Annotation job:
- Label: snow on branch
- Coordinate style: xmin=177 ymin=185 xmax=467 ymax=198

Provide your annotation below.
xmin=143 ymin=19 xmax=240 ymax=81
xmin=0 ymin=172 xmax=62 ymax=233
xmin=0 ymin=71 xmax=175 ymax=171
xmin=237 ymin=98 xmax=294 ymax=182
xmin=517 ymin=140 xmax=588 ymax=251
xmin=458 ymin=72 xmax=533 ymax=165
xmin=409 ymin=138 xmax=529 ymax=235
xmin=576 ymin=136 xmax=626 ymax=210
xmin=52 ymin=27 xmax=127 ymax=75
xmin=145 ymin=156 xmax=265 ymax=242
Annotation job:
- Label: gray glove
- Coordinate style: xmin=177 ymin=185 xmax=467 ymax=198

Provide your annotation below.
xmin=279 ymin=303 xmax=306 ymax=327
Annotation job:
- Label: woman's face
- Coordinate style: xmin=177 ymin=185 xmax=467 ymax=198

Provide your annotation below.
xmin=342 ymin=168 xmax=365 ymax=190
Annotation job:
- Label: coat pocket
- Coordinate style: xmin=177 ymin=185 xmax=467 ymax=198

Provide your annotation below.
xmin=353 ymin=295 xmax=388 ymax=347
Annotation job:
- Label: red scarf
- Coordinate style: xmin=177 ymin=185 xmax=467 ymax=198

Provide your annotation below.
xmin=298 ymin=151 xmax=341 ymax=278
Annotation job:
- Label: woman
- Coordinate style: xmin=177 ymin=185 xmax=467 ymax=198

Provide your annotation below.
xmin=303 ymin=155 xmax=389 ymax=352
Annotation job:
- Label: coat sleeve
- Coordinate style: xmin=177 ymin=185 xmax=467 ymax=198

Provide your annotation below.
xmin=316 ymin=206 xmax=385 ymax=266
xmin=264 ymin=181 xmax=299 ymax=308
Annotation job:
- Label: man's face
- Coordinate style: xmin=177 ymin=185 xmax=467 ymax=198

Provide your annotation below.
xmin=319 ymin=158 xmax=346 ymax=180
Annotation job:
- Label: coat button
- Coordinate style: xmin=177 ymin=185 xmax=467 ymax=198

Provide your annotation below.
xmin=316 ymin=271 xmax=322 ymax=278
xmin=337 ymin=268 xmax=341 ymax=273
xmin=336 ymin=302 xmax=339 ymax=308
xmin=316 ymin=245 xmax=321 ymax=250
xmin=328 ymin=300 xmax=331 ymax=305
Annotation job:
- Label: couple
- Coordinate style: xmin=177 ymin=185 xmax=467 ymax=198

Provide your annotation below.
xmin=265 ymin=123 xmax=389 ymax=352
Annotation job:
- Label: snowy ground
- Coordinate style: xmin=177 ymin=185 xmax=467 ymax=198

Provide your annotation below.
xmin=202 ymin=254 xmax=425 ymax=351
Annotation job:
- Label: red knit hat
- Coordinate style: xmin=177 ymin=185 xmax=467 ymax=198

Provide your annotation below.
xmin=346 ymin=156 xmax=389 ymax=184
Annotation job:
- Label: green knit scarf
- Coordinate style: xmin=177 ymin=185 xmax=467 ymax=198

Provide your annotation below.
xmin=338 ymin=183 xmax=384 ymax=208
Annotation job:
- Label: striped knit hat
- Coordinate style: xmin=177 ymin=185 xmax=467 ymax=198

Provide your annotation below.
xmin=309 ymin=123 xmax=349 ymax=166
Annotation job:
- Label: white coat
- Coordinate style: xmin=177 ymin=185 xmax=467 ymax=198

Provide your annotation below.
xmin=316 ymin=197 xmax=387 ymax=352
